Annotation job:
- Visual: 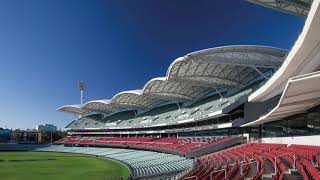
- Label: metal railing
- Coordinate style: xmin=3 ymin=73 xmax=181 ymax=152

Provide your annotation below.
xmin=174 ymin=166 xmax=194 ymax=180
xmin=240 ymin=160 xmax=259 ymax=175
xmin=210 ymin=169 xmax=227 ymax=180
xmin=274 ymin=152 xmax=296 ymax=174
xmin=183 ymin=175 xmax=197 ymax=180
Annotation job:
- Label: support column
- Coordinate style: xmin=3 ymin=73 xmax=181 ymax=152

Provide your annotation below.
xmin=176 ymin=102 xmax=181 ymax=110
xmin=215 ymin=88 xmax=224 ymax=99
xmin=251 ymin=66 xmax=268 ymax=80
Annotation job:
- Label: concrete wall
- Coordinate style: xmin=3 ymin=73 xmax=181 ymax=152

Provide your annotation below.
xmin=244 ymin=95 xmax=280 ymax=124
xmin=262 ymin=135 xmax=320 ymax=146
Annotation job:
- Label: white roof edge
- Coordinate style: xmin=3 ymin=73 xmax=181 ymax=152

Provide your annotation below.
xmin=142 ymin=77 xmax=167 ymax=92
xmin=243 ymin=70 xmax=320 ymax=127
xmin=187 ymin=45 xmax=288 ymax=56
xmin=82 ymin=99 xmax=111 ymax=107
xmin=112 ymin=89 xmax=143 ymax=99
xmin=248 ymin=0 xmax=320 ymax=102
xmin=166 ymin=57 xmax=185 ymax=77
xmin=57 ymin=104 xmax=82 ymax=111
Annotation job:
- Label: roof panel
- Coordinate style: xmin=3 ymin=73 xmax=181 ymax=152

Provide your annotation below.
xmin=167 ymin=45 xmax=287 ymax=87
xmin=143 ymin=78 xmax=213 ymax=101
xmin=82 ymin=100 xmax=125 ymax=113
xmin=246 ymin=0 xmax=312 ymax=16
xmin=57 ymin=104 xmax=91 ymax=115
xmin=111 ymin=90 xmax=163 ymax=109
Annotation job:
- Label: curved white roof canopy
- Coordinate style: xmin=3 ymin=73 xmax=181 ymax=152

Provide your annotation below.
xmin=246 ymin=0 xmax=312 ymax=16
xmin=82 ymin=100 xmax=126 ymax=113
xmin=57 ymin=104 xmax=91 ymax=115
xmin=143 ymin=77 xmax=213 ymax=101
xmin=167 ymin=46 xmax=287 ymax=88
xmin=111 ymin=90 xmax=164 ymax=109
xmin=58 ymin=46 xmax=287 ymax=115
xmin=58 ymin=92 xmax=166 ymax=115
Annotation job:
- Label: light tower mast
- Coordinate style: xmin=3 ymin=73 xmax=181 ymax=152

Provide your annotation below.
xmin=78 ymin=80 xmax=86 ymax=105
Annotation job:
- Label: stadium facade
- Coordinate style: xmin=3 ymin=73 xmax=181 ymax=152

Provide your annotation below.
xmin=49 ymin=0 xmax=320 ymax=179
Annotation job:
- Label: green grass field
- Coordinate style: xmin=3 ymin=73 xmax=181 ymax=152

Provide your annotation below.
xmin=0 ymin=151 xmax=131 ymax=180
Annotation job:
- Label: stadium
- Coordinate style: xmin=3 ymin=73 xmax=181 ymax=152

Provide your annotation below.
xmin=1 ymin=0 xmax=320 ymax=180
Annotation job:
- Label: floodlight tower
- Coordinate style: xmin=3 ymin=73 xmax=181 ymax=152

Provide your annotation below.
xmin=78 ymin=80 xmax=86 ymax=105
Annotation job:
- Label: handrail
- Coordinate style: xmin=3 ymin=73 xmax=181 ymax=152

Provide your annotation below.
xmin=274 ymin=152 xmax=296 ymax=174
xmin=240 ymin=160 xmax=259 ymax=175
xmin=174 ymin=166 xmax=194 ymax=180
xmin=184 ymin=175 xmax=197 ymax=180
xmin=210 ymin=169 xmax=227 ymax=180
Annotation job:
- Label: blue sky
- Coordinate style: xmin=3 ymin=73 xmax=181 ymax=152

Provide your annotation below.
xmin=0 ymin=0 xmax=304 ymax=130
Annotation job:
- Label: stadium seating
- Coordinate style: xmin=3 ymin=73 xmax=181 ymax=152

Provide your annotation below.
xmin=55 ymin=136 xmax=237 ymax=155
xmin=66 ymin=114 xmax=105 ymax=129
xmin=183 ymin=143 xmax=320 ymax=180
xmin=37 ymin=145 xmax=193 ymax=178
xmin=66 ymin=80 xmax=263 ymax=130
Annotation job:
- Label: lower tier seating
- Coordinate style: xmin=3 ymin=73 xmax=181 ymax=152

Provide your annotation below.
xmin=183 ymin=143 xmax=320 ymax=180
xmin=37 ymin=145 xmax=193 ymax=178
xmin=55 ymin=136 xmax=237 ymax=155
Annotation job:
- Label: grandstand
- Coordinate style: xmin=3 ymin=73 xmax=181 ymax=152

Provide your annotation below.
xmin=184 ymin=143 xmax=320 ymax=180
xmin=52 ymin=0 xmax=320 ymax=179
xmin=60 ymin=46 xmax=287 ymax=131
xmin=54 ymin=136 xmax=244 ymax=158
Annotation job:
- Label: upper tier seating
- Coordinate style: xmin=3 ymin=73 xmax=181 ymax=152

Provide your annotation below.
xmin=66 ymin=114 xmax=105 ymax=129
xmin=67 ymin=80 xmax=264 ymax=130
xmin=37 ymin=145 xmax=193 ymax=178
xmin=183 ymin=143 xmax=320 ymax=180
xmin=119 ymin=103 xmax=180 ymax=128
xmin=55 ymin=136 xmax=237 ymax=155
